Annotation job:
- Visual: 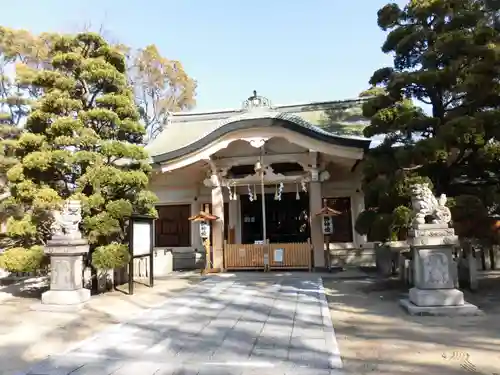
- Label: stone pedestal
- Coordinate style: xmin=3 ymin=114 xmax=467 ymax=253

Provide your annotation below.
xmin=492 ymin=245 xmax=500 ymax=270
xmin=399 ymin=224 xmax=479 ymax=316
xmin=32 ymin=236 xmax=90 ymax=312
xmin=458 ymin=250 xmax=479 ymax=290
xmin=399 ymin=253 xmax=413 ymax=285
xmin=375 ymin=241 xmax=409 ymax=277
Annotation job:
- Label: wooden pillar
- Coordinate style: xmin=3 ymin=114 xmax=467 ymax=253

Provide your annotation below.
xmin=309 ymin=180 xmax=325 ymax=268
xmin=228 ymin=197 xmax=238 ymax=244
xmin=235 ymin=196 xmax=242 ymax=244
xmin=191 ymin=200 xmax=202 ymax=250
xmin=351 ymin=190 xmax=367 ymax=246
xmin=211 ymin=182 xmax=225 ymax=269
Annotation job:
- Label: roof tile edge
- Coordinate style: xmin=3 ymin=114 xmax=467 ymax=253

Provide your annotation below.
xmin=169 ymin=97 xmax=370 ymax=123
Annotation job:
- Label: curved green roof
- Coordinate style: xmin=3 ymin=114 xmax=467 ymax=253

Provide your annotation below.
xmin=147 ymin=98 xmax=371 ymax=163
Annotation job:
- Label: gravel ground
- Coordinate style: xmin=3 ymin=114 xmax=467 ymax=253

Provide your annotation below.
xmin=324 ymin=272 xmax=500 ymax=375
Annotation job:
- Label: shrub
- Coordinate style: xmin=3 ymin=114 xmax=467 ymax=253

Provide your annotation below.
xmin=91 ymin=243 xmax=130 ymax=270
xmin=0 ymin=245 xmax=45 ymax=272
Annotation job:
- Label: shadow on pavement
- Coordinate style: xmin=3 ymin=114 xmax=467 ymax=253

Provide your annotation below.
xmin=323 ymin=272 xmax=500 ymax=375
xmin=13 ymin=274 xmax=337 ymax=375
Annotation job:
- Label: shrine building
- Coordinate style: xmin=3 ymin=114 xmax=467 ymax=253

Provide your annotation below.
xmin=146 ymin=92 xmax=373 ymax=271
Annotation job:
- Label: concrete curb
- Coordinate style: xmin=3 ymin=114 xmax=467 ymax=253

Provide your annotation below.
xmin=318 ymin=277 xmax=343 ymax=370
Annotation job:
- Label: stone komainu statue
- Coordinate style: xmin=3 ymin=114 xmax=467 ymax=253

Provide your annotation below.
xmin=51 ymin=200 xmax=82 ymax=238
xmin=410 ymin=183 xmax=451 ymax=225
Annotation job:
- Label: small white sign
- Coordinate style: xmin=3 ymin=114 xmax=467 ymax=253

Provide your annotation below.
xmin=322 ymin=216 xmax=334 ymax=235
xmin=274 ymin=248 xmax=284 ymax=262
xmin=200 ymin=222 xmax=210 ymax=238
xmin=263 ymin=253 xmax=269 ymax=265
xmin=132 ymin=222 xmax=151 ymax=256
xmin=254 ymin=240 xmax=264 ymax=245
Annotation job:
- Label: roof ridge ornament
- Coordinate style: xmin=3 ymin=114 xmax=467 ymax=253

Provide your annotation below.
xmin=242 ymin=90 xmax=272 ymax=111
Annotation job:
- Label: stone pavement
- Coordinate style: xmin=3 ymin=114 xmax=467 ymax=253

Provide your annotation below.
xmin=18 ymin=274 xmax=342 ymax=375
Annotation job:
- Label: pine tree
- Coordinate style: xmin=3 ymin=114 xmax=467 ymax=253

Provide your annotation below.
xmin=356 ymin=0 xmax=500 ymax=241
xmin=0 ymin=27 xmax=53 ymax=251
xmin=0 ymin=32 xmax=157 ymax=272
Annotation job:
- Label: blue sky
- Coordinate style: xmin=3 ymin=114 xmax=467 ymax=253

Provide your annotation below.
xmin=0 ymin=0 xmax=406 ymax=111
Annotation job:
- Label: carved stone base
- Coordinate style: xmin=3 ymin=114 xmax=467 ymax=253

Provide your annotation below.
xmin=31 ymin=289 xmax=90 ymax=312
xmin=45 ymin=237 xmax=89 ymax=255
xmin=400 ymin=298 xmax=480 ymax=316
xmin=409 ymin=287 xmax=464 ymax=307
xmin=37 ymin=235 xmax=91 ymax=312
xmin=413 ymin=247 xmax=456 ymax=289
xmin=407 ymin=223 xmax=459 ymax=247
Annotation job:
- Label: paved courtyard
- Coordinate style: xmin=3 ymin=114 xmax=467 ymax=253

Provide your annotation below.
xmin=19 ymin=274 xmax=342 ymax=375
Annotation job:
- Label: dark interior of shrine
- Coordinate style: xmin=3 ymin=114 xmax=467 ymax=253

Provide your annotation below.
xmin=238 ymin=193 xmax=353 ymax=244
xmin=240 ymin=192 xmax=310 ymax=243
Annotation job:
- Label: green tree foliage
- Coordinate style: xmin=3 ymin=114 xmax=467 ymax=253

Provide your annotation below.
xmin=0 ymin=32 xmax=157 ymax=272
xmin=72 ymin=22 xmax=197 ymax=141
xmin=357 ymin=0 xmax=500 ymax=241
xmin=129 ymin=45 xmax=197 ymax=140
xmin=0 ymin=27 xmax=57 ymax=226
xmin=0 ymin=27 xmax=57 ymax=123
xmin=317 ymin=104 xmax=368 ymax=136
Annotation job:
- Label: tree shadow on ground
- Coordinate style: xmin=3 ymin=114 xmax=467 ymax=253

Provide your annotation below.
xmin=323 ymin=271 xmax=500 ymax=375
xmin=3 ymin=272 xmax=500 ymax=374
xmin=11 ymin=275 xmax=336 ymax=374
xmin=0 ymin=277 xmax=48 ymax=300
xmin=0 ymin=275 xmax=201 ymax=375
xmin=7 ymin=272 xmax=496 ymax=375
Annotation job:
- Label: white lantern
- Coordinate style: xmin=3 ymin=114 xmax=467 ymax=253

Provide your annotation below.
xmin=200 ymin=222 xmax=210 ymax=239
xmin=322 ymin=216 xmax=334 ymax=235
